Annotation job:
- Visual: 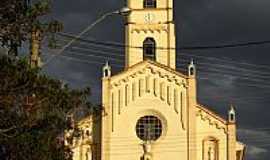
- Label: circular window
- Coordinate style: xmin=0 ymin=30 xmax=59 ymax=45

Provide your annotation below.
xmin=136 ymin=115 xmax=162 ymax=141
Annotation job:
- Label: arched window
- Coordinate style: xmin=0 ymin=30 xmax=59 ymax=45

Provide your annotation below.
xmin=143 ymin=38 xmax=156 ymax=61
xmin=144 ymin=0 xmax=157 ymax=8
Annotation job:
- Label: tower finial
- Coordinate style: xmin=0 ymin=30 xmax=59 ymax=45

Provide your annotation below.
xmin=105 ymin=60 xmax=109 ymax=66
xmin=191 ymin=58 xmax=194 ymax=65
xmin=228 ymin=104 xmax=236 ymax=123
xmin=103 ymin=61 xmax=111 ymax=78
xmin=188 ymin=59 xmax=196 ymax=77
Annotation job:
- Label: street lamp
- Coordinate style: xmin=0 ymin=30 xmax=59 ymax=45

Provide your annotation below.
xmin=43 ymin=7 xmax=131 ymax=67
xmin=115 ymin=7 xmax=132 ymax=16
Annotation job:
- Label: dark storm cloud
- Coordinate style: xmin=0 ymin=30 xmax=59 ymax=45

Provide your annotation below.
xmin=51 ymin=0 xmax=124 ymax=34
xmin=176 ymin=0 xmax=270 ymax=42
xmin=42 ymin=1 xmax=270 ymax=159
xmin=238 ymin=129 xmax=270 ymax=160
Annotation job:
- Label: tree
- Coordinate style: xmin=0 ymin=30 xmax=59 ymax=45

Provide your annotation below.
xmin=0 ymin=56 xmax=93 ymax=160
xmin=0 ymin=0 xmax=62 ymax=56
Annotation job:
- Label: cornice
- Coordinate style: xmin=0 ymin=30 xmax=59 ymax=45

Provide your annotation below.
xmin=130 ymin=24 xmax=168 ymax=33
xmin=110 ymin=62 xmax=187 ymax=88
xmin=196 ymin=105 xmax=228 ymax=133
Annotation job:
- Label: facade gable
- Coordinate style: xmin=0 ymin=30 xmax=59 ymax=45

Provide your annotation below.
xmin=108 ymin=60 xmax=189 ymax=131
xmin=100 ymin=60 xmax=191 ymax=160
xmin=110 ymin=61 xmax=188 ymax=123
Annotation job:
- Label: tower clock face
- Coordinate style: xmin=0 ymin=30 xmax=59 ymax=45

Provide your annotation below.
xmin=144 ymin=13 xmax=155 ymax=23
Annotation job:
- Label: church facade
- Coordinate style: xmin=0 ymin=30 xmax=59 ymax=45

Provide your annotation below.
xmin=67 ymin=0 xmax=246 ymax=160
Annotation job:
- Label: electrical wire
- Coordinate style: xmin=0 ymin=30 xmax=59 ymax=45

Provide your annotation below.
xmin=43 ymin=50 xmax=270 ymax=90
xmin=55 ymin=38 xmax=270 ymax=77
xmin=52 ymin=36 xmax=270 ymax=75
xmin=49 ymin=53 xmax=122 ymax=68
xmin=178 ymin=52 xmax=270 ymax=71
xmin=56 ymin=47 xmax=270 ymax=87
xmin=65 ymin=45 xmax=270 ymax=78
xmin=42 ymin=31 xmax=270 ymax=69
xmin=58 ymin=32 xmax=270 ymax=51
xmin=183 ymin=59 xmax=270 ymax=77
xmin=66 ymin=50 xmax=123 ymax=63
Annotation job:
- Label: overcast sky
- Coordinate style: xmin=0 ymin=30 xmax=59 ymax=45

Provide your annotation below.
xmin=41 ymin=0 xmax=270 ymax=159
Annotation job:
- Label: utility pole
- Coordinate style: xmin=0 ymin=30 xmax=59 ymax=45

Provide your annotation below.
xmin=29 ymin=27 xmax=42 ymax=68
xmin=29 ymin=20 xmax=63 ymax=68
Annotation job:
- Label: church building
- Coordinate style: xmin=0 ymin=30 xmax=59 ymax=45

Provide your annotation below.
xmin=66 ymin=0 xmax=246 ymax=160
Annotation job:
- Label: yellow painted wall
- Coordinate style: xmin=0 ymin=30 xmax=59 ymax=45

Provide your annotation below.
xmin=196 ymin=108 xmax=228 ymax=160
xmin=102 ymin=62 xmax=188 ymax=160
xmin=125 ymin=0 xmax=175 ymax=68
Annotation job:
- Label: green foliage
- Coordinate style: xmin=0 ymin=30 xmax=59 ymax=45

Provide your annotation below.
xmin=0 ymin=56 xmax=92 ymax=160
xmin=0 ymin=0 xmax=62 ymax=55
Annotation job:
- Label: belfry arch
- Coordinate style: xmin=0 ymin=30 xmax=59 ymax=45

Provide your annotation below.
xmin=143 ymin=37 xmax=156 ymax=61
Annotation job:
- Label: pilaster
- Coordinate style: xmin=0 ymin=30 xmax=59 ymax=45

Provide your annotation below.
xmin=227 ymin=107 xmax=237 ymax=160
xmin=187 ymin=60 xmax=197 ymax=160
xmin=101 ymin=76 xmax=111 ymax=160
xmin=187 ymin=75 xmax=197 ymax=160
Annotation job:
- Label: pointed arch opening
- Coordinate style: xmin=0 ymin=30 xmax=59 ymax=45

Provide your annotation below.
xmin=143 ymin=0 xmax=157 ymax=8
xmin=143 ymin=37 xmax=156 ymax=61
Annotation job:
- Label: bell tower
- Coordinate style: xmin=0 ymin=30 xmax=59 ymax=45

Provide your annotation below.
xmin=125 ymin=0 xmax=176 ymax=69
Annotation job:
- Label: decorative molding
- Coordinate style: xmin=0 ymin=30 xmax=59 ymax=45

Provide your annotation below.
xmin=110 ymin=64 xmax=187 ymax=126
xmin=111 ymin=65 xmax=187 ymax=88
xmin=196 ymin=110 xmax=227 ymax=133
xmin=130 ymin=24 xmax=168 ymax=33
xmin=109 ymin=64 xmax=188 ymax=124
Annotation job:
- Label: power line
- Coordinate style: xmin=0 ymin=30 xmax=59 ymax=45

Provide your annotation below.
xmin=43 ymin=51 xmax=270 ymax=92
xmin=44 ymin=45 xmax=270 ymax=87
xmin=43 ymin=31 xmax=270 ymax=68
xmin=178 ymin=52 xmax=270 ymax=71
xmin=71 ymin=43 xmax=267 ymax=76
xmin=176 ymin=61 xmax=270 ymax=82
xmin=181 ymin=59 xmax=270 ymax=77
xmin=53 ymin=35 xmax=270 ymax=74
xmin=48 ymin=53 xmax=122 ymax=68
xmin=55 ymin=36 xmax=270 ymax=72
xmin=66 ymin=50 xmax=123 ymax=63
xmin=195 ymin=67 xmax=270 ymax=85
xmin=66 ymin=45 xmax=270 ymax=79
xmin=42 ymin=39 xmax=270 ymax=89
xmin=61 ymin=47 xmax=270 ymax=86
xmin=197 ymin=74 xmax=270 ymax=89
xmin=58 ymin=32 xmax=270 ymax=51
xmin=71 ymin=46 xmax=124 ymax=58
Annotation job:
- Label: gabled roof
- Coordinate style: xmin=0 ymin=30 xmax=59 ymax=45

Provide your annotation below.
xmin=110 ymin=60 xmax=188 ymax=80
xmin=196 ymin=103 xmax=228 ymax=124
